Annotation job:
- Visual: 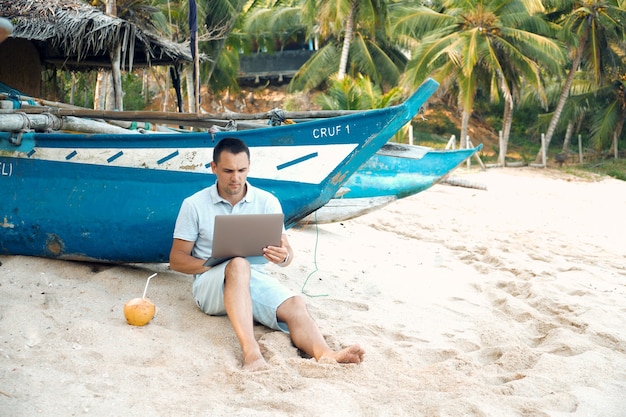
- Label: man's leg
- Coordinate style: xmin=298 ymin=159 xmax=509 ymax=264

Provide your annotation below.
xmin=276 ymin=296 xmax=365 ymax=364
xmin=223 ymin=258 xmax=267 ymax=370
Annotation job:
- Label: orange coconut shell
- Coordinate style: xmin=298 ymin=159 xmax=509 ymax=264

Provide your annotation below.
xmin=123 ymin=297 xmax=156 ymax=326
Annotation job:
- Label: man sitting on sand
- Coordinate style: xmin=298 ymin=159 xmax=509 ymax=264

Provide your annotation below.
xmin=169 ymin=137 xmax=365 ymax=371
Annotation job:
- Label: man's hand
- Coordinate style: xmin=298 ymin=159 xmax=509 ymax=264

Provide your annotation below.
xmin=263 ymin=235 xmax=292 ymax=266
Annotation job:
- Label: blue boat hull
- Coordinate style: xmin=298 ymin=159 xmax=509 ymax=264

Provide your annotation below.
xmin=1 ymin=157 xmax=329 ymax=262
xmin=304 ymin=143 xmax=482 ymax=223
xmin=0 ymin=79 xmax=440 ymax=262
xmin=344 ymin=144 xmax=481 ymax=199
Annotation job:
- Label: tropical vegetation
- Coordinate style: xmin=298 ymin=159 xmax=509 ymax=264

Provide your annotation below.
xmin=57 ymin=0 xmax=626 ymax=173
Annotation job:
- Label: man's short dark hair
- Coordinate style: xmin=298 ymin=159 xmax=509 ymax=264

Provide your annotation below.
xmin=213 ymin=137 xmax=250 ymax=164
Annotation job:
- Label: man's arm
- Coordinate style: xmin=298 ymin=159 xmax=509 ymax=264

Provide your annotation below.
xmin=169 ymin=238 xmax=211 ymax=275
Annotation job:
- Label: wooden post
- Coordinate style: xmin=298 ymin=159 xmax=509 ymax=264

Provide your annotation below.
xmin=194 ymin=35 xmax=200 ymax=114
xmin=446 ymin=135 xmax=456 ymax=150
xmin=105 ymin=0 xmax=123 ymax=111
xmin=163 ymin=68 xmax=170 ymax=112
xmin=466 ymin=136 xmax=471 ymax=169
xmin=94 ymin=72 xmax=106 ymax=110
xmin=70 ymin=73 xmax=76 ymax=106
xmin=110 ymin=46 xmax=123 ymax=111
xmin=541 ymin=133 xmax=546 ymax=167
xmin=468 ymin=139 xmax=486 ymax=171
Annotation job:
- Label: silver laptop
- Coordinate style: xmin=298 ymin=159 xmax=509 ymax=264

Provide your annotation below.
xmin=203 ymin=213 xmax=285 ymax=267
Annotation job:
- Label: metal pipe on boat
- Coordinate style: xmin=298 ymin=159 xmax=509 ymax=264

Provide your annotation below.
xmin=60 ymin=116 xmax=140 ymax=134
xmin=0 ymin=112 xmax=138 ymax=134
xmin=0 ymin=112 xmax=59 ymax=132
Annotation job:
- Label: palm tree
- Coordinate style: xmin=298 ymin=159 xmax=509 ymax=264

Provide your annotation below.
xmin=287 ymin=0 xmax=405 ymax=92
xmin=588 ymin=75 xmax=626 ymax=158
xmin=533 ymin=0 xmax=626 ymax=162
xmin=202 ymin=0 xmax=248 ymax=87
xmin=145 ymin=0 xmax=246 ymax=108
xmin=529 ymin=72 xmax=591 ymax=153
xmin=331 ymin=0 xmax=356 ymax=80
xmin=314 ymin=74 xmax=406 ymax=139
xmin=115 ymin=0 xmax=171 ymax=34
xmin=314 ymin=74 xmax=402 ymax=110
xmin=392 ymin=0 xmax=562 ymax=155
xmin=238 ymin=2 xmax=305 ymax=52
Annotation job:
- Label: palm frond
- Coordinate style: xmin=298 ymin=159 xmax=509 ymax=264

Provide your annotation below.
xmin=288 ymin=43 xmax=340 ymax=92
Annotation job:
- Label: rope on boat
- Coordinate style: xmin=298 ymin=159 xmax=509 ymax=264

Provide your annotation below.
xmin=269 ymin=109 xmax=286 ymax=126
xmin=208 ymin=120 xmax=237 ymax=134
xmin=268 ymin=108 xmax=295 ymax=126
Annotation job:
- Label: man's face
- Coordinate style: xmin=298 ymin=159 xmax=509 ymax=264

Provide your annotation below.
xmin=211 ymin=151 xmax=250 ymax=198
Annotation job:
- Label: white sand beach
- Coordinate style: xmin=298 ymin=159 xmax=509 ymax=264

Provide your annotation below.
xmin=1 ymin=167 xmax=625 ymax=416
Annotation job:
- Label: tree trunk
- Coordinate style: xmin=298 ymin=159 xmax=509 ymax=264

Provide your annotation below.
xmin=562 ymin=120 xmax=574 ymax=152
xmin=337 ymin=0 xmax=356 ymax=80
xmin=499 ymin=94 xmax=513 ymax=165
xmin=110 ymin=45 xmax=123 ymax=111
xmin=460 ymin=109 xmax=470 ymax=149
xmin=610 ymin=117 xmax=623 ymax=159
xmin=105 ymin=0 xmax=122 ymax=110
xmin=535 ymin=32 xmax=587 ymax=163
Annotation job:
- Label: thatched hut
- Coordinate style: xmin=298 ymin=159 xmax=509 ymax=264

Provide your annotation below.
xmin=0 ymin=0 xmax=192 ymax=101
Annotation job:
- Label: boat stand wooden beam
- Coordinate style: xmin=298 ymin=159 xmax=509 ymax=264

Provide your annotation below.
xmin=0 ymin=91 xmax=360 ymax=129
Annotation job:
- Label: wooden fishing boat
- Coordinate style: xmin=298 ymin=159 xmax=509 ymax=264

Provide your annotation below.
xmin=0 ymin=79 xmax=439 ymax=263
xmin=301 ymin=142 xmax=482 ymax=224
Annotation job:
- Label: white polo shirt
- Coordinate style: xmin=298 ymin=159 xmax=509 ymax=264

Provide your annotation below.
xmin=173 ymin=181 xmax=284 ymax=261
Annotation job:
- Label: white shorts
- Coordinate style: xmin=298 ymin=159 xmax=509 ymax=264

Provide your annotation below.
xmin=192 ymin=259 xmax=293 ymax=332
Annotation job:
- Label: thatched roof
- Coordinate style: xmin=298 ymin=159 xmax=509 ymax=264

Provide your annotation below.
xmin=0 ymin=0 xmax=192 ymax=70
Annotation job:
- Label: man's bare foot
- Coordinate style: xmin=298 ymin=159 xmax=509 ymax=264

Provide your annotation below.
xmin=242 ymin=352 xmax=268 ymax=372
xmin=321 ymin=344 xmax=365 ymax=364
